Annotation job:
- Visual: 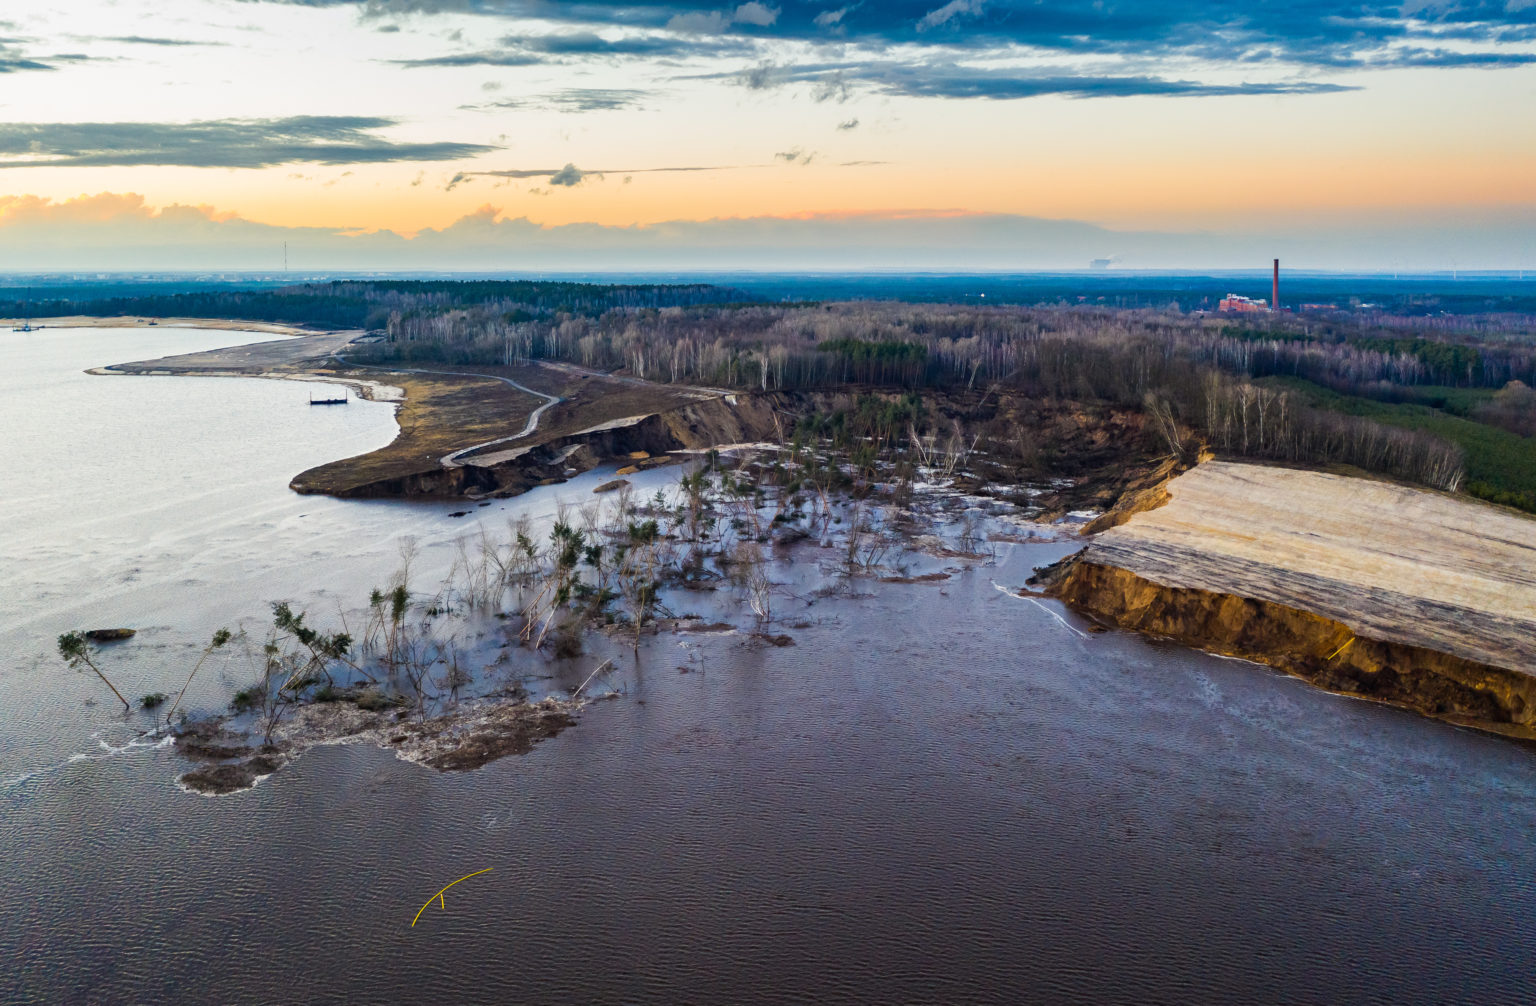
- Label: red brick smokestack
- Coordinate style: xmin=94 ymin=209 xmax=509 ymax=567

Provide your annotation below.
xmin=1273 ymin=258 xmax=1280 ymax=311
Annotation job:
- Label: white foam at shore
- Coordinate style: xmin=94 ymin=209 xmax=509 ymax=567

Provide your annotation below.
xmin=3 ymin=733 xmax=174 ymax=789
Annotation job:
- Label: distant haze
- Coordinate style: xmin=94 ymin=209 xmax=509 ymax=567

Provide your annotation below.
xmin=1 ymin=198 xmax=1532 ymax=272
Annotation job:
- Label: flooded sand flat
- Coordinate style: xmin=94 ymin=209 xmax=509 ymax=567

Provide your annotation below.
xmin=3 ymin=329 xmax=1536 ymax=1004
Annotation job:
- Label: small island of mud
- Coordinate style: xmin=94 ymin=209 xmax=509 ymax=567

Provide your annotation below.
xmin=177 ymin=695 xmax=580 ymax=795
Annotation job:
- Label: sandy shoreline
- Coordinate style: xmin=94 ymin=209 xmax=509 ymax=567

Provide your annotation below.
xmin=9 ymin=315 xmax=323 ymax=337
xmin=87 ymin=364 xmax=406 ymax=403
xmin=76 ymin=323 xmax=407 ymax=403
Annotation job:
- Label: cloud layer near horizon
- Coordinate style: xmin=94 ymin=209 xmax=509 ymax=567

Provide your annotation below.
xmin=2 ymin=193 xmax=1529 ymax=272
xmin=0 ymin=118 xmax=496 ymax=169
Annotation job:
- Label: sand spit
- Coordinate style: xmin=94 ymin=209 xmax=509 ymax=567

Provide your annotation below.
xmin=14 ymin=315 xmax=322 ymax=337
xmin=1044 ymin=461 xmax=1536 ymax=737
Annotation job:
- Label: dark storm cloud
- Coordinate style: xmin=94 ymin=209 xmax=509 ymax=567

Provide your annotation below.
xmin=464 ymin=163 xmax=733 ymax=182
xmin=463 ymin=88 xmax=651 ymax=112
xmin=233 ymin=1 xmax=1536 ymax=66
xmin=235 ymin=1 xmax=1536 ymax=108
xmin=392 ymin=50 xmax=546 ymax=66
xmin=0 ymin=116 xmax=496 ymax=168
xmin=97 ymin=35 xmax=224 ymax=46
xmin=544 ymin=88 xmax=650 ymax=110
xmin=397 ymin=29 xmax=749 ymax=67
xmin=458 ymin=156 xmax=881 ymax=184
xmin=0 ymin=55 xmax=56 ymax=72
xmin=482 ymin=89 xmax=651 ymax=111
xmin=0 ymin=42 xmax=88 ymax=72
xmin=1310 ymin=47 xmax=1536 ymax=69
xmin=866 ymin=67 xmax=1358 ymax=100
xmin=699 ymin=60 xmax=1357 ymax=100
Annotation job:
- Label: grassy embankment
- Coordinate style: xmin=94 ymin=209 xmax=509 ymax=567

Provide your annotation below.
xmin=294 ymin=361 xmax=713 ymax=496
xmin=292 ymin=367 xmax=548 ymax=495
xmin=1257 ymin=377 xmax=1536 ymax=513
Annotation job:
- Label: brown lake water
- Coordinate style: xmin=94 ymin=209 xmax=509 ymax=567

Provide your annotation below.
xmin=3 ymin=328 xmax=1535 ymax=1004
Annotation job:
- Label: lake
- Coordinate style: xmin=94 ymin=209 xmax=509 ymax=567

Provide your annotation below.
xmin=3 ymin=327 xmax=1534 ymax=1005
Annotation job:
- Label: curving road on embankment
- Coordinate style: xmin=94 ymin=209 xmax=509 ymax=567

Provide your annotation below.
xmin=331 ymin=352 xmax=563 ymax=469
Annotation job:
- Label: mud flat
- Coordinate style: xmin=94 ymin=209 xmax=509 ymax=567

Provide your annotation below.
xmin=176 ymin=695 xmax=581 ymax=796
xmin=1042 ymin=461 xmax=1536 ymax=739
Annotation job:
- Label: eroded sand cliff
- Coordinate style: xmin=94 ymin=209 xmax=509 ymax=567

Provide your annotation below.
xmin=1044 ymin=461 xmax=1536 ymax=738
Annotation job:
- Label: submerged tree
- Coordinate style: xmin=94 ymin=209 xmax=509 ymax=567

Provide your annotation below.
xmin=270 ymin=601 xmax=355 ymax=689
xmin=57 ymin=631 xmax=131 ymax=713
xmin=162 ymin=627 xmax=234 ymax=727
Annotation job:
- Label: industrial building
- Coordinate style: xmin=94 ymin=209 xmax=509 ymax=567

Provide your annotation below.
xmin=1219 ymin=259 xmax=1285 ymax=313
xmin=1219 ymin=294 xmax=1269 ymax=313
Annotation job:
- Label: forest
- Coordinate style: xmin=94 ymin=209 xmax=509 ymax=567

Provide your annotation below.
xmin=350 ymin=295 xmax=1531 ymax=505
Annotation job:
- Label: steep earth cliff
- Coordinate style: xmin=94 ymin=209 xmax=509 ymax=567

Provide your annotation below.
xmin=1041 ymin=461 xmax=1536 ymax=739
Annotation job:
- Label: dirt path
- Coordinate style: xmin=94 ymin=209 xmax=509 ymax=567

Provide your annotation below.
xmin=330 ymin=354 xmax=728 ymax=470
xmin=332 ymin=353 xmax=564 ymax=468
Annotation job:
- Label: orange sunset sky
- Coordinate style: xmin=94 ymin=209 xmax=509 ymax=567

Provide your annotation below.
xmin=2 ymin=0 xmax=1534 ymax=269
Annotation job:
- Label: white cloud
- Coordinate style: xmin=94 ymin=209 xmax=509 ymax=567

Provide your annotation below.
xmin=916 ymin=0 xmax=984 ymax=32
xmin=667 ymin=4 xmax=779 ymax=33
xmin=666 ymin=10 xmax=729 ymax=33
xmin=733 ymin=3 xmax=780 ymax=27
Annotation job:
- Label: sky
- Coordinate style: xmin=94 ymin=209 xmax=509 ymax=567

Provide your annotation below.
xmin=1 ymin=0 xmax=1534 ymax=271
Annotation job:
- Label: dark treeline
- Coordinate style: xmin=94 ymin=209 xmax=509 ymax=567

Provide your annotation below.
xmin=368 ymin=298 xmax=1535 ymax=395
xmin=15 ymin=278 xmax=1529 ymax=396
xmin=2 ymin=279 xmax=746 ymax=331
xmin=707 ymin=272 xmax=1536 ymax=316
xmin=8 ymin=271 xmax=1536 ymax=315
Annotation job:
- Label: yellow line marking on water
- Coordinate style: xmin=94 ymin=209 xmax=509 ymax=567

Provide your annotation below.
xmin=411 ymin=868 xmax=493 ymax=928
xmin=1326 ymin=637 xmax=1355 ymax=661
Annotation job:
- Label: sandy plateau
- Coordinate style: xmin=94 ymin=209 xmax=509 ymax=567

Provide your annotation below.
xmin=1045 ymin=461 xmax=1536 ymax=738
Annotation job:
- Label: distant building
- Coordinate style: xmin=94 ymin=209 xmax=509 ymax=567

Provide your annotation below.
xmin=1218 ymin=294 xmax=1269 ymax=313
